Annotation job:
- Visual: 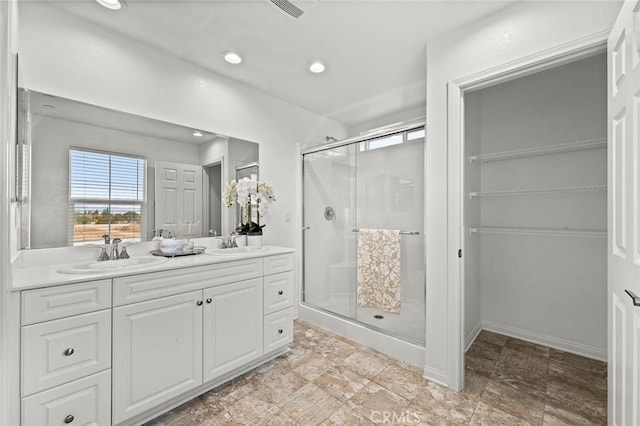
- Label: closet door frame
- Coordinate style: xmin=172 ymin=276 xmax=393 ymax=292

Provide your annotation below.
xmin=445 ymin=33 xmax=608 ymax=392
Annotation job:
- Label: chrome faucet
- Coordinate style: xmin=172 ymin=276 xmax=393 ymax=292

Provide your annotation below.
xmin=219 ymin=232 xmax=239 ymax=249
xmin=110 ymin=238 xmax=122 ymax=260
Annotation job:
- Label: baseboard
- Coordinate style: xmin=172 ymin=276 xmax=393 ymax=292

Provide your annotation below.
xmin=464 ymin=322 xmax=482 ymax=353
xmin=482 ymin=320 xmax=607 ymax=362
xmin=422 ymin=365 xmax=448 ymax=387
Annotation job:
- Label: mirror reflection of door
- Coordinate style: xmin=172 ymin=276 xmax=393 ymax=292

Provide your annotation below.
xmin=154 ymin=161 xmax=203 ymax=238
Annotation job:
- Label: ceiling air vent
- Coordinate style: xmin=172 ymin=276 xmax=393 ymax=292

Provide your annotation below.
xmin=269 ymin=0 xmax=304 ymax=19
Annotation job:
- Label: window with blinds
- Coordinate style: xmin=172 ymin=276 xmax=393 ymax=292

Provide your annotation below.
xmin=69 ymin=148 xmax=146 ymax=245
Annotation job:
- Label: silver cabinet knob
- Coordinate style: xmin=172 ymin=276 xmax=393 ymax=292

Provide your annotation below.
xmin=64 ymin=415 xmax=74 ymax=423
xmin=196 ymin=300 xmax=203 ymax=306
xmin=206 ymin=298 xmax=212 ymax=304
xmin=278 ymin=290 xmax=284 ymax=295
xmin=64 ymin=348 xmax=74 ymax=356
xmin=278 ymin=329 xmax=283 ymax=334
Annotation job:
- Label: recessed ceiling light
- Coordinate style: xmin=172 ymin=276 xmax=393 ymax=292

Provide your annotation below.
xmin=95 ymin=0 xmax=123 ymax=10
xmin=192 ymin=131 xmax=203 ymax=137
xmin=309 ymin=61 xmax=326 ymax=74
xmin=223 ymin=51 xmax=243 ymax=65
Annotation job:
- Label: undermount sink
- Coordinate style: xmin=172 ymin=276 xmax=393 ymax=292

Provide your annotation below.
xmin=206 ymin=246 xmax=268 ymax=256
xmin=58 ymin=256 xmax=169 ymax=274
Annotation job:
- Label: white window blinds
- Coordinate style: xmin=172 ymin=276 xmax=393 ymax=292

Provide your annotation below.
xmin=69 ymin=148 xmax=146 ymax=245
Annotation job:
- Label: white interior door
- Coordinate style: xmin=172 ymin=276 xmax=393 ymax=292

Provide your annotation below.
xmin=608 ymin=2 xmax=640 ymax=424
xmin=155 ymin=161 xmax=203 ymax=237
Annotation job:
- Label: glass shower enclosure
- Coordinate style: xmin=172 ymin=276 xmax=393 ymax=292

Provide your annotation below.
xmin=302 ymin=126 xmax=426 ymax=345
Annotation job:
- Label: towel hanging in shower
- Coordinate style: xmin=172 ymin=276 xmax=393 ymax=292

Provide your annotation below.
xmin=357 ymin=228 xmax=401 ymax=314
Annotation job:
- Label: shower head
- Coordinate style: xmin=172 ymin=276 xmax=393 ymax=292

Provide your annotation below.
xmin=325 ymin=136 xmax=337 ymax=142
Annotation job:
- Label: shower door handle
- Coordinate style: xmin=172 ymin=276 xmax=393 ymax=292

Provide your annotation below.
xmin=302 ymin=227 xmax=310 ymax=230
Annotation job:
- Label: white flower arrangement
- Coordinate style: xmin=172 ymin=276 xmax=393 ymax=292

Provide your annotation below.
xmin=223 ymin=177 xmax=276 ymax=233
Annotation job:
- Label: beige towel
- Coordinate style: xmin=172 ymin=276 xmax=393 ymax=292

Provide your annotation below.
xmin=357 ymin=229 xmax=401 ymax=314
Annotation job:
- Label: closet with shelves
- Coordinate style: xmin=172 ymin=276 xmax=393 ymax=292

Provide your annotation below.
xmin=463 ymin=53 xmax=608 ymax=360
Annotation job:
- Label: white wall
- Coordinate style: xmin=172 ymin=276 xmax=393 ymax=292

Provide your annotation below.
xmin=29 ymin=115 xmax=202 ymax=248
xmin=17 ymin=2 xmax=348 ymax=251
xmin=425 ymin=1 xmax=621 ymax=386
xmin=469 ymin=54 xmax=607 ymax=359
xmin=1 ymin=2 xmax=20 ymax=425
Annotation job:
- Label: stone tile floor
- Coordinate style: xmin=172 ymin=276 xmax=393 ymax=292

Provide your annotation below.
xmin=145 ymin=320 xmax=607 ymax=425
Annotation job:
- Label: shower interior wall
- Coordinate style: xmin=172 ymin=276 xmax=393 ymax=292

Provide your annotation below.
xmin=463 ymin=53 xmax=607 ymax=360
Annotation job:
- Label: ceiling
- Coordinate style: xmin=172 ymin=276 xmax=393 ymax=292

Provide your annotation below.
xmin=44 ymin=0 xmax=521 ymax=127
xmin=27 ymin=90 xmax=218 ymax=144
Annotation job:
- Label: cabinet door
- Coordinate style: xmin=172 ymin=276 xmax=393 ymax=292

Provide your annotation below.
xmin=113 ymin=291 xmax=203 ymax=424
xmin=203 ymin=278 xmax=263 ymax=382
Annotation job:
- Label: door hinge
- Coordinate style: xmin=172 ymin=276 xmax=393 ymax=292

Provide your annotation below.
xmin=458 ymin=249 xmax=462 ymax=258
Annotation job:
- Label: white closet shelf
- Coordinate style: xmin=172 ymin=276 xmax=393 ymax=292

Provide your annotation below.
xmin=469 ymin=138 xmax=607 ymax=163
xmin=470 ymin=226 xmax=607 ymax=238
xmin=469 ymin=185 xmax=607 ymax=198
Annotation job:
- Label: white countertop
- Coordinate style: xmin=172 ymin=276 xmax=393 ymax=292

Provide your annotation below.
xmin=11 ymin=244 xmax=294 ymax=291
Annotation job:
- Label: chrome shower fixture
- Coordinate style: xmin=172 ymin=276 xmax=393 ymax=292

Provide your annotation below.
xmin=325 ymin=136 xmax=337 ymax=142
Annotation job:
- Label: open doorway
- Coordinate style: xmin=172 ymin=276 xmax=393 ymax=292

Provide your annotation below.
xmin=462 ymin=52 xmax=607 ymax=359
xmin=203 ymin=160 xmax=223 ymax=237
xmin=446 ymin=38 xmax=609 ymax=392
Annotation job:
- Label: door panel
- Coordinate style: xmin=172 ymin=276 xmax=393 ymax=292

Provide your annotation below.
xmin=608 ymin=2 xmax=640 ymax=424
xmin=155 ymin=161 xmax=202 ymax=236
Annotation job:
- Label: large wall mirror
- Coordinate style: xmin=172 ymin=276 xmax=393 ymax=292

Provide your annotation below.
xmin=17 ymin=88 xmax=258 ymax=249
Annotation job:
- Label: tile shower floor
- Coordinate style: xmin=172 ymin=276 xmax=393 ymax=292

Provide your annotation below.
xmin=145 ymin=320 xmax=607 ymax=425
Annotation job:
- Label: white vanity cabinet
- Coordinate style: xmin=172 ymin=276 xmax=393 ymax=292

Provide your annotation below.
xmin=20 ymin=279 xmax=112 ymax=426
xmin=111 ymin=254 xmax=291 ymax=425
xmin=16 ymin=248 xmax=295 ymax=426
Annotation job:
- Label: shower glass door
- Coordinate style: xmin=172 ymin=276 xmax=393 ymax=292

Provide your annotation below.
xmin=302 ymin=143 xmax=357 ymax=319
xmin=302 ymin=127 xmax=425 ymax=345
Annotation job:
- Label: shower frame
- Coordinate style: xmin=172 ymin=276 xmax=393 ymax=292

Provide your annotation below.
xmin=299 ymin=119 xmax=427 ymax=368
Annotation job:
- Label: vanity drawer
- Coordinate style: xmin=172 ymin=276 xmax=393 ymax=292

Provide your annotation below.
xmin=22 ymin=279 xmax=111 ymax=325
xmin=22 ymin=370 xmax=111 ymax=426
xmin=264 ymin=271 xmax=294 ymax=315
xmin=263 ymin=307 xmax=294 ymax=354
xmin=264 ymin=253 xmax=294 ymax=275
xmin=113 ymin=257 xmax=264 ymax=306
xmin=22 ymin=310 xmax=111 ymax=397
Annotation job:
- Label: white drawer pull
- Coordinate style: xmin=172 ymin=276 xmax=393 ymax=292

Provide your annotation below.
xmin=64 ymin=348 xmax=74 ymax=356
xmin=64 ymin=414 xmax=74 ymax=423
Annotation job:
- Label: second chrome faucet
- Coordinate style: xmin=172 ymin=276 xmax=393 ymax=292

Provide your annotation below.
xmin=98 ymin=235 xmax=130 ymax=261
